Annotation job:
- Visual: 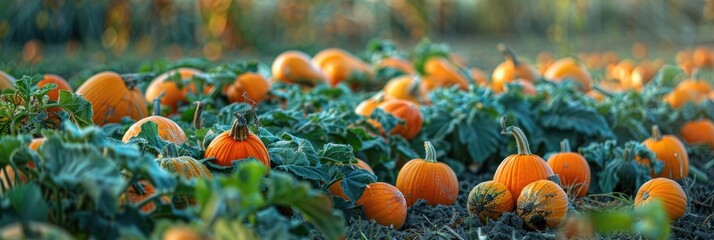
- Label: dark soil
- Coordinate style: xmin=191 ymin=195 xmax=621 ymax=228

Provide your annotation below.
xmin=343 ymin=155 xmax=714 ymax=239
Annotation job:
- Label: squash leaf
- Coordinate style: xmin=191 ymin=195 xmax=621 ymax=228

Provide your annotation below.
xmin=57 ymin=90 xmax=93 ymax=127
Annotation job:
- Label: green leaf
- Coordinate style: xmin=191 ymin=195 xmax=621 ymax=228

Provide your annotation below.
xmin=5 ymin=183 xmax=48 ymax=223
xmin=319 ymin=143 xmax=354 ymax=164
xmin=57 ymin=90 xmax=93 ymax=127
xmin=127 ymin=121 xmax=169 ymax=155
xmin=0 ymin=135 xmax=29 ymax=165
xmin=338 ymin=167 xmax=376 ymax=203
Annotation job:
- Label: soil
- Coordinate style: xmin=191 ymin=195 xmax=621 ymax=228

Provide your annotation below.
xmin=341 ymin=153 xmax=714 ymax=239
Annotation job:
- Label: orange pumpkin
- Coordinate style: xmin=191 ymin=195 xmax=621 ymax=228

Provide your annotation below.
xmin=547 ymin=139 xmax=591 ymax=197
xmin=467 ymin=180 xmax=514 ymax=224
xmin=423 ymin=57 xmax=469 ymax=90
xmin=544 ymin=58 xmax=592 ymax=91
xmin=470 ymin=68 xmax=489 ymax=87
xmin=641 ymin=126 xmax=689 ymax=180
xmin=158 ymin=154 xmax=212 ymax=208
xmin=0 ymin=70 xmax=15 ymax=90
xmin=271 ymin=50 xmax=326 ymax=86
xmin=493 ymin=116 xmax=554 ymax=201
xmin=121 ymin=180 xmax=171 ymax=213
xmin=517 ymin=180 xmax=569 ymax=230
xmin=396 ymin=141 xmax=459 ymax=206
xmin=355 ymin=182 xmax=407 ymax=229
xmin=377 ymin=56 xmax=415 ymax=75
xmin=224 ymin=72 xmax=270 ymax=103
xmin=312 ymin=48 xmax=373 ymax=87
xmin=122 ymin=99 xmax=187 ymax=144
xmin=536 ymin=51 xmax=554 ymax=75
xmin=677 ymin=79 xmax=712 ymax=94
xmin=634 ymin=178 xmax=687 ymax=221
xmin=355 ymin=92 xmax=385 ymax=117
xmin=145 ymin=68 xmax=209 ymax=113
xmin=608 ymin=59 xmax=635 ymax=88
xmin=328 ymin=159 xmax=374 ymax=200
xmin=679 ymin=119 xmax=714 ymax=148
xmin=383 ymin=75 xmax=422 ymax=104
xmin=37 ymin=74 xmax=72 ymax=102
xmin=29 ymin=138 xmax=45 ymax=151
xmin=491 ymin=43 xmax=539 ymax=93
xmin=162 ymin=227 xmax=203 ymax=240
xmin=76 ymin=71 xmax=148 ymax=125
xmin=664 ymin=87 xmax=704 ymax=109
xmin=692 ymin=47 xmax=712 ymax=67
xmin=204 ymin=113 xmax=270 ymax=167
xmin=376 ymin=99 xmax=423 ymax=140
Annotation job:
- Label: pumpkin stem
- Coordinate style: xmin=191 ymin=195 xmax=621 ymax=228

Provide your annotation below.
xmin=651 ymin=125 xmax=662 ymax=141
xmin=497 ymin=43 xmax=521 ymax=66
xmin=500 ymin=115 xmax=532 ymax=155
xmin=152 ymin=92 xmax=165 ymax=116
xmin=230 ymin=112 xmax=250 ymax=141
xmin=407 ymin=75 xmax=422 ymax=101
xmin=120 ymin=72 xmax=157 ymax=89
xmin=423 ymin=141 xmax=437 ymax=162
xmin=193 ymin=101 xmax=204 ymax=130
xmin=560 ymin=139 xmax=571 ymax=153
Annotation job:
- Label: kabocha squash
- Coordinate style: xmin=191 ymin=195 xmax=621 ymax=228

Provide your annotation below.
xmin=271 ymin=50 xmax=326 ymax=86
xmin=642 ymin=126 xmax=689 ymax=180
xmin=493 ymin=116 xmax=554 ymax=201
xmin=680 ymin=119 xmax=714 ymax=148
xmin=383 ymin=75 xmax=422 ymax=104
xmin=0 ymin=70 xmax=15 ymax=90
xmin=516 ymin=180 xmax=569 ymax=230
xmin=76 ymin=71 xmax=148 ymax=125
xmin=547 ymin=139 xmax=591 ymax=197
xmin=328 ymin=159 xmax=374 ymax=200
xmin=121 ymin=180 xmax=171 ymax=213
xmin=145 ymin=68 xmax=210 ymax=113
xmin=355 ymin=182 xmax=407 ymax=229
xmin=634 ymin=178 xmax=687 ymax=221
xmin=204 ymin=113 xmax=270 ymax=167
xmin=375 ymin=99 xmax=423 ymax=140
xmin=491 ymin=43 xmax=539 ymax=93
xmin=224 ymin=72 xmax=270 ymax=103
xmin=37 ymin=74 xmax=72 ymax=102
xmin=544 ymin=58 xmax=592 ymax=91
xmin=122 ymin=98 xmax=188 ymax=144
xmin=396 ymin=141 xmax=459 ymax=206
xmin=466 ymin=181 xmax=514 ymax=224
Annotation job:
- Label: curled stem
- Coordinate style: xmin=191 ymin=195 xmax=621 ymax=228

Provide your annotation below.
xmin=500 ymin=115 xmax=532 ymax=155
xmin=230 ymin=112 xmax=250 ymax=141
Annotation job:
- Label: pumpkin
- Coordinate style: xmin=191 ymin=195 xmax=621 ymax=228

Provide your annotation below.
xmin=271 ymin=50 xmax=326 ymax=86
xmin=376 ymin=99 xmax=423 ymax=140
xmin=0 ymin=165 xmax=27 ymax=191
xmin=328 ymin=159 xmax=374 ymax=200
xmin=312 ymin=48 xmax=374 ymax=87
xmin=377 ymin=56 xmax=415 ymax=75
xmin=634 ymin=178 xmax=687 ymax=221
xmin=423 ymin=57 xmax=469 ymax=90
xmin=355 ymin=92 xmax=385 ymax=117
xmin=493 ymin=116 xmax=554 ymax=201
xmin=692 ymin=47 xmax=712 ymax=67
xmin=158 ymin=146 xmax=212 ymax=208
xmin=679 ymin=119 xmax=714 ymax=148
xmin=491 ymin=43 xmax=539 ymax=93
xmin=29 ymin=138 xmax=45 ymax=151
xmin=0 ymin=70 xmax=15 ymax=90
xmin=664 ymin=87 xmax=704 ymax=109
xmin=76 ymin=71 xmax=148 ymax=125
xmin=608 ymin=59 xmax=635 ymax=88
xmin=121 ymin=180 xmax=171 ymax=213
xmin=204 ymin=113 xmax=270 ymax=167
xmin=396 ymin=141 xmax=458 ymax=206
xmin=37 ymin=74 xmax=72 ymax=102
xmin=0 ymin=222 xmax=73 ymax=240
xmin=355 ymin=182 xmax=407 ymax=229
xmin=144 ymin=68 xmax=211 ymax=113
xmin=162 ymin=227 xmax=203 ymax=240
xmin=224 ymin=72 xmax=270 ymax=103
xmin=503 ymin=79 xmax=536 ymax=96
xmin=641 ymin=125 xmax=689 ymax=180
xmin=547 ymin=139 xmax=591 ymax=197
xmin=383 ymin=75 xmax=421 ymax=104
xmin=517 ymin=180 xmax=569 ymax=230
xmin=466 ymin=180 xmax=514 ymax=224
xmin=543 ymin=58 xmax=592 ymax=91
xmin=677 ymin=79 xmax=712 ymax=94
xmin=122 ymin=99 xmax=188 ymax=144
xmin=470 ymin=67 xmax=489 ymax=87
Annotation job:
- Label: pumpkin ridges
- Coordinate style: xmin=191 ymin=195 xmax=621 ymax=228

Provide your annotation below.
xmin=467 ymin=181 xmax=514 ymax=223
xmin=77 ymin=72 xmax=148 ymax=125
xmin=634 ymin=178 xmax=687 ymax=221
xmin=355 ymin=182 xmax=407 ymax=229
xmin=642 ymin=125 xmax=689 ymax=180
xmin=517 ymin=180 xmax=569 ymax=230
xmin=396 ymin=141 xmax=459 ymax=206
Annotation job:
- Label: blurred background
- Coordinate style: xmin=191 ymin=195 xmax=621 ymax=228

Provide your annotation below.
xmin=1 ymin=0 xmax=714 ymax=73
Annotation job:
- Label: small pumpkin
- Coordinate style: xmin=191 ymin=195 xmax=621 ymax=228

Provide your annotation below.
xmin=224 ymin=72 xmax=270 ymax=103
xmin=544 ymin=58 xmax=592 ymax=91
xmin=679 ymin=119 xmax=714 ymax=148
xmin=204 ymin=113 xmax=270 ymax=167
xmin=144 ymin=68 xmax=211 ymax=113
xmin=493 ymin=116 xmax=554 ymax=201
xmin=0 ymin=70 xmax=15 ymax=90
xmin=491 ymin=43 xmax=539 ymax=93
xmin=122 ymin=98 xmax=188 ymax=144
xmin=466 ymin=180 xmax=514 ymax=224
xmin=158 ymin=145 xmax=212 ymax=208
xmin=547 ymin=139 xmax=591 ymax=197
xmin=424 ymin=57 xmax=469 ymax=90
xmin=328 ymin=159 xmax=374 ymax=200
xmin=121 ymin=180 xmax=171 ymax=213
xmin=396 ymin=141 xmax=459 ymax=206
xmin=377 ymin=56 xmax=415 ymax=75
xmin=76 ymin=71 xmax=148 ymax=125
xmin=355 ymin=182 xmax=407 ymax=229
xmin=634 ymin=178 xmax=687 ymax=221
xmin=664 ymin=87 xmax=704 ymax=109
xmin=271 ymin=50 xmax=326 ymax=86
xmin=37 ymin=74 xmax=72 ymax=102
xmin=375 ymin=99 xmax=423 ymax=140
xmin=517 ymin=179 xmax=569 ymax=230
xmin=312 ymin=48 xmax=374 ymax=87
xmin=383 ymin=75 xmax=422 ymax=104
xmin=642 ymin=125 xmax=689 ymax=180
xmin=162 ymin=226 xmax=204 ymax=240
xmin=677 ymin=79 xmax=712 ymax=94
